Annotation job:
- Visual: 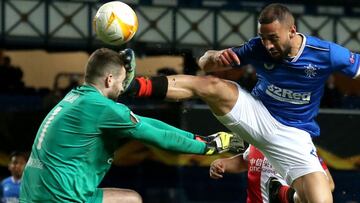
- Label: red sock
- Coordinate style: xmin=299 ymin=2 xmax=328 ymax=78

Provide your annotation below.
xmin=278 ymin=185 xmax=291 ymax=203
xmin=136 ymin=77 xmax=152 ymax=97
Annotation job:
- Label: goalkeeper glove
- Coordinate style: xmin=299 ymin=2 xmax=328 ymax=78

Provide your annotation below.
xmin=203 ymin=132 xmax=245 ymax=155
xmin=119 ymin=48 xmax=136 ymax=91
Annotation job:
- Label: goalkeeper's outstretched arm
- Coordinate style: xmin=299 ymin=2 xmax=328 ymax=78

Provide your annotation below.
xmin=123 ymin=115 xmax=243 ymax=155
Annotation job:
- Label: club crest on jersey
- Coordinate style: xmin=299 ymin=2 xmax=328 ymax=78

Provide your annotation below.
xmin=264 ymin=63 xmax=275 ymax=70
xmin=304 ymin=64 xmax=317 ymax=78
xmin=350 ymin=52 xmax=355 ymax=64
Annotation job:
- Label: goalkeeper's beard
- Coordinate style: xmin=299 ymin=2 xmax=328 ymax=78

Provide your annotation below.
xmin=109 ymin=91 xmax=121 ymax=101
xmin=108 ymin=81 xmax=124 ymax=101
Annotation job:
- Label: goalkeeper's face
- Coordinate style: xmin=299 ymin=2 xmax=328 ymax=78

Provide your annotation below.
xmin=108 ymin=66 xmax=126 ymax=100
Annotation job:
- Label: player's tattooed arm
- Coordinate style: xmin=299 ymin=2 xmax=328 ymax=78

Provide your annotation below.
xmin=198 ymin=49 xmax=240 ymax=72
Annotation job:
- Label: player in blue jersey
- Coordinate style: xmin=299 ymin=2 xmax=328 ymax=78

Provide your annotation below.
xmin=125 ymin=3 xmax=359 ymax=203
xmin=0 ymin=151 xmax=28 ymax=203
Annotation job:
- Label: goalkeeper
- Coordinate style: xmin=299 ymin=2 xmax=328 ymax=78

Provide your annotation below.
xmin=19 ymin=48 xmax=244 ymax=203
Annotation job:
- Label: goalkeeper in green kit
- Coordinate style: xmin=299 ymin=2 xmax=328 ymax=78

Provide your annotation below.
xmin=20 ymin=48 xmax=244 ymax=203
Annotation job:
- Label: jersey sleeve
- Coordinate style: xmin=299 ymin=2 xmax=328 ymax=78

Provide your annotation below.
xmin=98 ymin=103 xmax=206 ymax=154
xmin=231 ymin=38 xmax=260 ymax=67
xmin=137 ymin=116 xmax=195 ymax=139
xmin=330 ymin=43 xmax=360 ymax=78
xmin=242 ymin=146 xmax=251 ymax=161
xmin=98 ymin=103 xmax=138 ymax=130
xmin=127 ymin=117 xmax=206 ymax=154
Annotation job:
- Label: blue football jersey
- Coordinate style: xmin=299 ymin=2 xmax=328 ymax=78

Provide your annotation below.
xmin=232 ymin=33 xmax=360 ymax=136
xmin=1 ymin=176 xmax=21 ymax=203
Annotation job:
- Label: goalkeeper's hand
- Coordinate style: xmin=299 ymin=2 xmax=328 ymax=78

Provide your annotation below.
xmin=119 ymin=48 xmax=136 ymax=91
xmin=202 ymin=132 xmax=244 ymax=155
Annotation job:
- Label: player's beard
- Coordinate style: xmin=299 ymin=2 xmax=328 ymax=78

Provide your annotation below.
xmin=281 ymin=41 xmax=292 ymax=59
xmin=271 ymin=41 xmax=291 ymax=61
xmin=108 ymin=85 xmax=121 ymax=101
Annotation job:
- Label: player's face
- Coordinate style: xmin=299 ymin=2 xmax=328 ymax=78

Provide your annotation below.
xmin=108 ymin=66 xmax=126 ymax=100
xmin=8 ymin=156 xmax=27 ymax=179
xmin=258 ymin=20 xmax=292 ymax=60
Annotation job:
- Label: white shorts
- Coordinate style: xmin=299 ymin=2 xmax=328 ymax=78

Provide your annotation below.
xmin=215 ymin=84 xmax=324 ymax=185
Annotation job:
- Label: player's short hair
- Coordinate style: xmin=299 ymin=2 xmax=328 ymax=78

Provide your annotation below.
xmin=85 ymin=48 xmax=125 ymax=84
xmin=258 ymin=3 xmax=294 ymax=27
xmin=10 ymin=151 xmax=28 ymax=161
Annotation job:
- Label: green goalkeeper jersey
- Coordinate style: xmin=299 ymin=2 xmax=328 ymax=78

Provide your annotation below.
xmin=20 ymin=85 xmax=206 ymax=202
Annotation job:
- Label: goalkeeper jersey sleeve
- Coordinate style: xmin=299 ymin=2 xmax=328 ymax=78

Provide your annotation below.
xmin=98 ymin=102 xmax=206 ymax=154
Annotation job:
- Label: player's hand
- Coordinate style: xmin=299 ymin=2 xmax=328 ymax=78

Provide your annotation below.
xmin=215 ymin=48 xmax=240 ymax=66
xmin=204 ymin=132 xmax=244 ymax=155
xmin=119 ymin=48 xmax=136 ymax=90
xmin=209 ymin=159 xmax=226 ymax=179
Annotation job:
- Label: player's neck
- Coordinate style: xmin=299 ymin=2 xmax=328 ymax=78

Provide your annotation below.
xmin=85 ymin=82 xmax=105 ymax=96
xmin=11 ymin=176 xmax=21 ymax=182
xmin=288 ymin=34 xmax=303 ymax=58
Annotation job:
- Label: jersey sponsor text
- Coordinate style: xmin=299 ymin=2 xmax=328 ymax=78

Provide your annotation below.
xmin=265 ymin=84 xmax=311 ymax=105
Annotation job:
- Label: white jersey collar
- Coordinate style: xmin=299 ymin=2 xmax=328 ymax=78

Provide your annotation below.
xmin=290 ymin=33 xmax=306 ymax=63
xmin=11 ymin=176 xmax=21 ymax=184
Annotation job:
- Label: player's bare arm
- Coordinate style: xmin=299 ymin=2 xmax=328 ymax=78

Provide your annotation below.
xmin=198 ymin=49 xmax=240 ymax=72
xmin=223 ymin=154 xmax=248 ymax=173
xmin=210 ymin=154 xmax=247 ymax=179
xmin=219 ymin=154 xmax=247 ymax=173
